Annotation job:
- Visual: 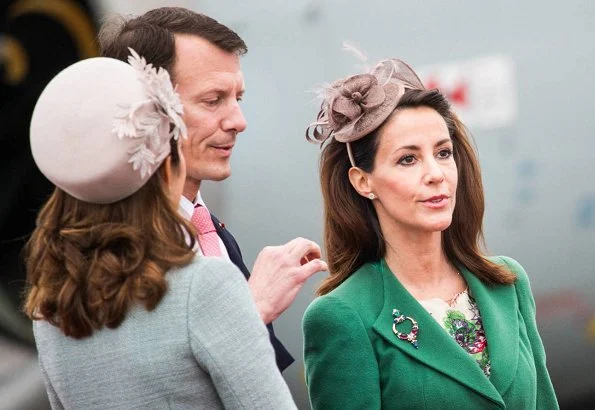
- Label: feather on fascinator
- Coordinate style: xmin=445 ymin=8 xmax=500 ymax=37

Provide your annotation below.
xmin=30 ymin=48 xmax=187 ymax=204
xmin=306 ymin=58 xmax=425 ymax=146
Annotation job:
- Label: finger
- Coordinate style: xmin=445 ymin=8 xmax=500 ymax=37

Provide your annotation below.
xmin=305 ymin=248 xmax=322 ymax=259
xmin=284 ymin=237 xmax=306 ymax=253
xmin=287 ymin=237 xmax=321 ymax=260
xmin=298 ymin=258 xmax=329 ymax=281
xmin=301 ymin=248 xmax=325 ymax=265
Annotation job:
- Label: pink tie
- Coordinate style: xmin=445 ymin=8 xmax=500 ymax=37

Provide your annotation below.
xmin=191 ymin=205 xmax=222 ymax=257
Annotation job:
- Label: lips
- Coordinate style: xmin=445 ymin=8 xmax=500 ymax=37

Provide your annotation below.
xmin=209 ymin=144 xmax=234 ymax=158
xmin=212 ymin=144 xmax=234 ymax=153
xmin=420 ymin=194 xmax=450 ymax=209
xmin=212 ymin=144 xmax=234 ymax=150
xmin=423 ymin=194 xmax=448 ymax=203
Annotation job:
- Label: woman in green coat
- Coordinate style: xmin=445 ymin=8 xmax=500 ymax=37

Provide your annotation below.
xmin=303 ymin=58 xmax=558 ymax=409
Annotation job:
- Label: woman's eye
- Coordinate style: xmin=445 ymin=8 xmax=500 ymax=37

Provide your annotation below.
xmin=438 ymin=148 xmax=453 ymax=159
xmin=399 ymin=155 xmax=416 ymax=165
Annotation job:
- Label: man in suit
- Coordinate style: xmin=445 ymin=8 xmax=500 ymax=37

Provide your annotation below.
xmin=99 ymin=7 xmax=327 ymax=371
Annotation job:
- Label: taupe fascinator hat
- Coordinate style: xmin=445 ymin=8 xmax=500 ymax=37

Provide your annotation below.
xmin=306 ymin=58 xmax=425 ymax=165
xmin=30 ymin=48 xmax=187 ymax=204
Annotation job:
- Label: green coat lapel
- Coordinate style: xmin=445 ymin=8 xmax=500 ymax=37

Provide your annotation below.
xmin=460 ymin=263 xmax=519 ymax=397
xmin=371 ymin=260 xmax=506 ymax=407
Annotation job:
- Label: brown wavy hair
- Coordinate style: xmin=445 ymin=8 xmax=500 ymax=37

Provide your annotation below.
xmin=318 ymin=89 xmax=515 ymax=295
xmin=23 ymin=141 xmax=196 ymax=338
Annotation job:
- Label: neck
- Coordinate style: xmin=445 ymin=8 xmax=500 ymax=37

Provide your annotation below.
xmin=382 ymin=225 xmax=455 ymax=292
xmin=183 ymin=179 xmax=201 ymax=202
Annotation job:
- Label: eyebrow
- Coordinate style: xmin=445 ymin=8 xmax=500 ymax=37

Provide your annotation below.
xmin=198 ymin=86 xmax=244 ymax=95
xmin=395 ymin=138 xmax=452 ymax=152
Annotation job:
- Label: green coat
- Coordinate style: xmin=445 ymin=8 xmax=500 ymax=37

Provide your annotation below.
xmin=303 ymin=256 xmax=559 ymax=409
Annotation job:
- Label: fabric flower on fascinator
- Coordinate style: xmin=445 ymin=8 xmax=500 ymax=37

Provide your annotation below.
xmin=306 ymin=58 xmax=426 ymax=145
xmin=113 ymin=48 xmax=187 ymax=178
xmin=327 ymin=74 xmax=385 ymax=131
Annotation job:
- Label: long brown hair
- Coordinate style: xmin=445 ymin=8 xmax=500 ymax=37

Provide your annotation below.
xmin=318 ymin=89 xmax=515 ymax=295
xmin=23 ymin=142 xmax=196 ymax=338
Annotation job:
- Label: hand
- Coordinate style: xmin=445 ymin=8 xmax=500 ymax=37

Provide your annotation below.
xmin=248 ymin=237 xmax=328 ymax=324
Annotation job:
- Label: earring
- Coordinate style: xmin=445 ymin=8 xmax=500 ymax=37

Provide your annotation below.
xmin=368 ymin=193 xmax=375 ymax=200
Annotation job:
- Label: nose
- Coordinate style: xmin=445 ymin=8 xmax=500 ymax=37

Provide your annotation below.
xmin=423 ymin=158 xmax=445 ymax=185
xmin=221 ymin=101 xmax=247 ymax=133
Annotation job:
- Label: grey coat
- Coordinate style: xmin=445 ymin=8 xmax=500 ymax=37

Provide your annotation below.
xmin=33 ymin=256 xmax=296 ymax=409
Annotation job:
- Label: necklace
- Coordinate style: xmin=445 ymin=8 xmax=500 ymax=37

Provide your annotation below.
xmin=445 ymin=287 xmax=468 ymax=307
xmin=444 ymin=271 xmax=466 ymax=307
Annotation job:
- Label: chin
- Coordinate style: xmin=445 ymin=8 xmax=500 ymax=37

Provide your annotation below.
xmin=425 ymin=218 xmax=453 ymax=232
xmin=208 ymin=169 xmax=232 ymax=182
xmin=194 ymin=163 xmax=232 ymax=182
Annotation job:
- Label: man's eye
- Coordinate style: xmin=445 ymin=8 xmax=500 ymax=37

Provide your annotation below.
xmin=205 ymin=97 xmax=220 ymax=106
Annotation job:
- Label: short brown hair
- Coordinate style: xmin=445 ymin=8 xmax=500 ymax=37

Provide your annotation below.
xmin=317 ymin=89 xmax=515 ymax=295
xmin=23 ymin=143 xmax=196 ymax=338
xmin=99 ymin=7 xmax=247 ymax=75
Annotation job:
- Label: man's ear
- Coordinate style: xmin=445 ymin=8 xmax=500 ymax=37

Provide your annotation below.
xmin=348 ymin=166 xmax=374 ymax=199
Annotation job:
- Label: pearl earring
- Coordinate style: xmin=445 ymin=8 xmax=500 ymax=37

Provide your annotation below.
xmin=368 ymin=193 xmax=375 ymax=200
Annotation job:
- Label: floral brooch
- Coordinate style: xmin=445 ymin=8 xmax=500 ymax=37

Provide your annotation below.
xmin=392 ymin=309 xmax=419 ymax=348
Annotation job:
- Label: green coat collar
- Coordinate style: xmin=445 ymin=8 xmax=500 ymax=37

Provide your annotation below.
xmin=370 ymin=259 xmax=518 ymax=408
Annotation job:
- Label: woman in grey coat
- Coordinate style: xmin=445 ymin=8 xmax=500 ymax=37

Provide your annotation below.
xmin=23 ymin=51 xmax=296 ymax=410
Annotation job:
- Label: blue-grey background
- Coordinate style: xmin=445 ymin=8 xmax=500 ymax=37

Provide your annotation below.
xmin=2 ymin=0 xmax=593 ymax=408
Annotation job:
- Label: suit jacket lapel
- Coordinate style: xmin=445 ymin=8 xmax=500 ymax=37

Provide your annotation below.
xmin=371 ymin=260 xmax=505 ymax=407
xmin=211 ymin=215 xmax=250 ymax=280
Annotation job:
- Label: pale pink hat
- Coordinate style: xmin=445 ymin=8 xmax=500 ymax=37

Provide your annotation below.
xmin=30 ymin=49 xmax=187 ymax=204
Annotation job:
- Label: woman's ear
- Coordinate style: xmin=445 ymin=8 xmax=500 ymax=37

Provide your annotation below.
xmin=161 ymin=155 xmax=173 ymax=185
xmin=348 ymin=167 xmax=374 ymax=199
